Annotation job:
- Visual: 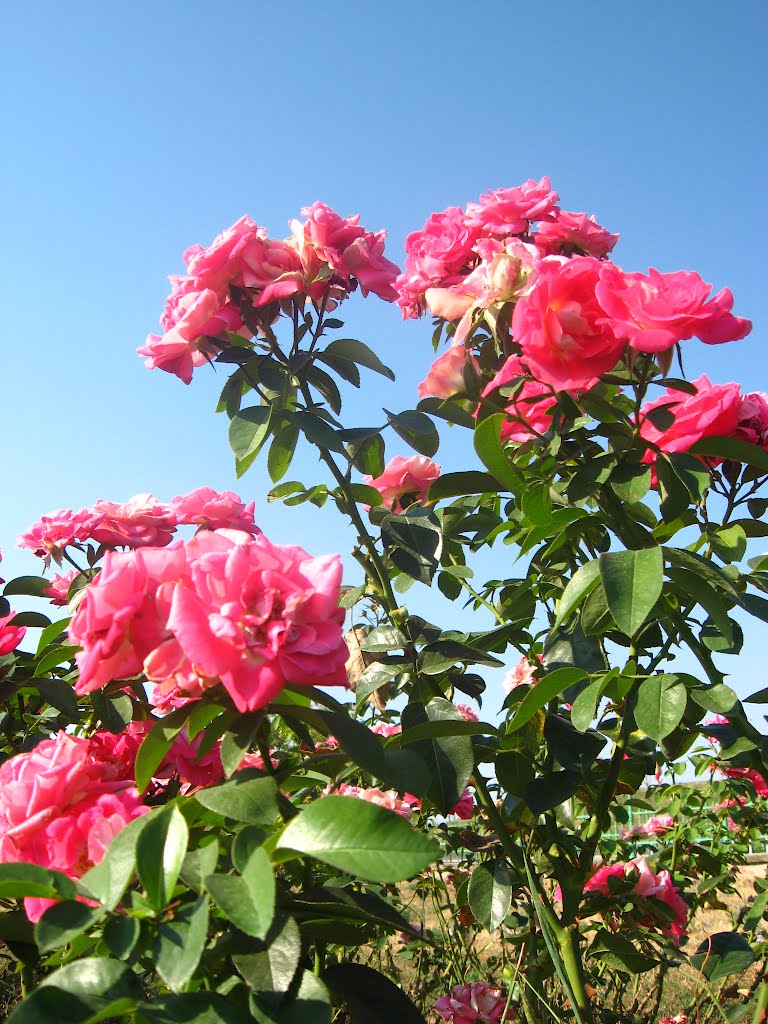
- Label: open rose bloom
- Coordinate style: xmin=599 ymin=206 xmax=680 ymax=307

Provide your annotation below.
xmin=435 ymin=981 xmax=508 ymax=1023
xmin=583 ymin=856 xmax=688 ymax=942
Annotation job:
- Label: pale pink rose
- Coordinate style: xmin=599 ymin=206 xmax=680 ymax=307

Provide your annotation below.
xmin=0 ymin=613 xmax=26 ymax=656
xmin=170 ymin=487 xmax=258 ymax=533
xmin=43 ymin=570 xmax=78 ymax=606
xmin=534 ymin=211 xmax=619 ymax=258
xmin=596 ymin=264 xmax=752 ymax=354
xmin=327 ymin=785 xmax=416 ymax=820
xmin=154 ymin=530 xmax=347 ymax=713
xmin=17 ymin=508 xmax=101 ymax=562
xmin=456 ymin=704 xmax=479 ymax=722
xmin=435 ymin=981 xmax=507 ymax=1024
xmin=451 ymin=787 xmax=475 ymax=820
xmin=363 ymin=455 xmax=441 ymax=513
xmin=512 ymin=256 xmax=625 ymax=391
xmin=503 ymin=655 xmax=539 ymax=693
xmin=0 ymin=731 xmax=149 ymax=921
xmin=90 ymin=494 xmax=177 ymax=549
xmin=466 ymin=176 xmax=559 ymax=236
xmin=370 ymin=721 xmax=402 ymax=738
xmin=639 ymin=375 xmax=743 ymax=467
xmin=418 ymin=343 xmax=479 ymax=400
xmin=584 ymin=856 xmax=688 ymax=941
xmin=479 ymin=355 xmax=566 ymax=443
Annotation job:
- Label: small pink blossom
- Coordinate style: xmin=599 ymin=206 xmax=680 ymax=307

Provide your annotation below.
xmin=0 ymin=613 xmax=26 ymax=656
xmin=328 ymin=785 xmax=417 ymax=820
xmin=466 ymin=176 xmax=560 ymax=236
xmin=456 ymin=704 xmax=479 ymax=722
xmin=417 ymin=343 xmax=479 ymax=400
xmin=619 ymin=814 xmax=674 ymax=839
xmin=503 ymin=656 xmax=539 ymax=693
xmin=435 ymin=981 xmax=507 ymax=1024
xmin=364 ymin=455 xmax=440 ymax=513
xmin=451 ymin=788 xmax=475 ymax=820
xmin=596 ymin=264 xmax=752 ymax=354
xmin=534 ymin=211 xmax=619 ymax=259
xmin=170 ymin=487 xmax=257 ymax=533
xmin=719 ymin=766 xmax=768 ymax=798
xmin=370 ymin=721 xmax=402 ymax=738
xmin=17 ymin=507 xmax=101 ymax=563
xmin=659 ymin=1016 xmax=688 ymax=1024
xmin=90 ymin=494 xmax=177 ymax=549
xmin=43 ymin=571 xmax=78 ymax=606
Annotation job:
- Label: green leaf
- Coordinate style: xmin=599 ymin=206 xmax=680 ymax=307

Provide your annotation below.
xmin=36 ymin=617 xmax=72 ymax=653
xmin=427 ymin=472 xmax=499 ymax=500
xmin=610 ymin=465 xmax=652 ymax=504
xmin=291 ymin=411 xmax=347 ymax=455
xmin=322 ymin=338 xmax=395 ymax=381
xmin=570 ymin=676 xmax=609 ymax=732
xmin=709 ymin=524 xmax=747 ymax=564
xmin=138 ymin=992 xmax=246 ymax=1024
xmin=473 ymin=414 xmax=520 ymax=493
xmin=319 ymin=710 xmax=386 ymax=777
xmin=385 ymin=409 xmax=439 ymax=458
xmin=467 ymin=859 xmax=513 ymax=932
xmin=599 ymin=545 xmax=663 ymax=636
xmin=231 ymin=913 xmax=301 ymax=997
xmin=0 ymin=862 xmax=77 ymax=901
xmin=3 ymin=575 xmax=53 ymax=598
xmin=103 ymin=916 xmax=140 ymax=960
xmin=324 ymin=963 xmax=428 ymax=1024
xmin=381 ymin=511 xmax=443 ymax=585
xmin=35 ymin=901 xmax=103 ymax=953
xmin=267 ymin=421 xmax=299 ymax=484
xmin=136 ymin=802 xmax=188 ymax=910
xmin=690 ymin=436 xmax=768 ymax=473
xmin=279 ymin=971 xmax=332 ymax=1024
xmin=544 ymin=715 xmax=606 ymax=772
xmin=91 ymin=692 xmax=134 ymax=734
xmin=8 ymin=957 xmax=141 ymax=1024
xmin=635 ymin=674 xmax=687 ymax=741
xmin=554 ymin=560 xmax=601 ymax=628
xmin=206 ymin=850 xmax=275 ymax=940
xmin=315 ymin=349 xmax=361 ymax=387
xmin=590 ymin=928 xmax=658 ymax=974
xmin=134 ymin=706 xmax=194 ymax=795
xmin=276 ymin=795 xmax=438 ymax=883
xmin=229 ymin=405 xmax=272 ymax=461
xmin=401 ymin=698 xmax=474 ymax=813
xmin=420 ymin=639 xmax=503 ymax=674
xmin=354 ymin=663 xmax=395 ymax=709
xmin=154 ymin=895 xmax=209 ymax=993
xmin=180 ymin=839 xmax=220 ymax=894
xmin=690 ymin=931 xmax=755 ymax=981
xmin=11 ymin=611 xmax=51 ymax=628
xmin=194 ymin=774 xmax=279 ymax=825
xmin=525 ymin=770 xmax=583 ymax=814
xmin=220 ymin=712 xmax=263 ymax=777
xmin=359 ymin=625 xmax=407 ymax=652
xmin=506 ymin=667 xmax=587 ymax=734
xmin=690 ymin=684 xmax=738 ymax=714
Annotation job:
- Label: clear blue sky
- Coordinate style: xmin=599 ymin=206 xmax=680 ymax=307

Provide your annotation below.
xmin=1 ymin=1 xmax=766 ymax=713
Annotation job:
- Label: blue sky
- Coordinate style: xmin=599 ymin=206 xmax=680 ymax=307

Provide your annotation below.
xmin=1 ymin=1 xmax=766 ymax=714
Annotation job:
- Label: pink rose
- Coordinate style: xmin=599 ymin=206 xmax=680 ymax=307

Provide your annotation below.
xmin=512 ymin=257 xmax=625 ymax=390
xmin=584 ymin=856 xmax=688 ymax=941
xmin=456 ymin=704 xmax=479 ymax=722
xmin=239 ymin=234 xmax=306 ymax=306
xmin=533 ymin=210 xmax=619 ymax=258
xmin=720 ymin=766 xmax=768 ymax=798
xmin=138 ymin=286 xmax=230 ymax=385
xmin=480 ymin=355 xmax=563 ymax=443
xmin=418 ymin=343 xmax=479 ymax=400
xmin=619 ymin=813 xmax=674 ymax=840
xmin=153 ymin=728 xmax=225 ymax=793
xmin=639 ymin=375 xmax=743 ymax=466
xmin=0 ymin=613 xmax=26 ymax=656
xmin=43 ymin=571 xmax=78 ymax=606
xmin=502 ymin=655 xmax=541 ymax=692
xmin=451 ymin=788 xmax=475 ymax=820
xmin=466 ymin=176 xmax=560 ymax=236
xmin=735 ymin=391 xmax=768 ymax=448
xmin=596 ymin=264 xmax=752 ymax=353
xmin=170 ymin=487 xmax=258 ymax=533
xmin=364 ymin=455 xmax=441 ymax=513
xmin=340 ymin=230 xmax=400 ymax=301
xmin=182 ymin=215 xmax=260 ymax=296
xmin=90 ymin=494 xmax=177 ymax=549
xmin=291 ymin=202 xmax=366 ymax=269
xmin=17 ymin=507 xmax=101 ymax=562
xmin=370 ymin=721 xmax=402 ymax=738
xmin=395 ymin=206 xmax=479 ymax=318
xmin=435 ymin=981 xmax=507 ymax=1024
xmin=327 ymin=785 xmax=417 ymax=820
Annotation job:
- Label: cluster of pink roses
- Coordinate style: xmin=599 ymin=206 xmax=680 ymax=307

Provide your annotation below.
xmin=0 ymin=731 xmax=149 ymax=921
xmin=583 ymin=856 xmax=688 ymax=942
xmin=69 ymin=527 xmax=349 ymax=713
xmin=139 ymin=204 xmax=400 ymax=384
xmin=435 ymin=981 xmax=508 ymax=1024
xmin=17 ymin=487 xmax=257 ymax=567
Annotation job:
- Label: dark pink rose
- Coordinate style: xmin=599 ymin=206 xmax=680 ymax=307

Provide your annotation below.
xmin=466 ymin=176 xmax=559 ymax=236
xmin=639 ymin=375 xmax=743 ymax=466
xmin=340 ymin=230 xmax=400 ymax=301
xmin=720 ymin=766 xmax=768 ymax=798
xmin=90 ymin=493 xmax=177 ymax=549
xmin=596 ymin=264 xmax=752 ymax=353
xmin=43 ymin=571 xmax=77 ymax=606
xmin=370 ymin=721 xmax=402 ymax=738
xmin=170 ymin=486 xmax=257 ymax=533
xmin=584 ymin=856 xmax=688 ymax=941
xmin=182 ymin=215 xmax=260 ymax=296
xmin=17 ymin=507 xmax=101 ymax=562
xmin=364 ymin=455 xmax=441 ymax=512
xmin=435 ymin=981 xmax=507 ymax=1024
xmin=534 ymin=210 xmax=619 ymax=258
xmin=512 ymin=256 xmax=625 ymax=390
xmin=451 ymin=787 xmax=475 ymax=820
xmin=0 ymin=613 xmax=26 ymax=656
xmin=735 ymin=391 xmax=768 ymax=448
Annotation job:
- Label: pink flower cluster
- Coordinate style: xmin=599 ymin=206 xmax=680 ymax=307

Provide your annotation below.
xmin=69 ymin=527 xmax=349 ymax=713
xmin=502 ymin=655 xmax=540 ymax=692
xmin=18 ymin=487 xmax=257 ymax=566
xmin=583 ymin=856 xmax=688 ymax=941
xmin=328 ymin=784 xmax=418 ymax=820
xmin=0 ymin=731 xmax=149 ymax=921
xmin=364 ymin=455 xmax=441 ymax=513
xmin=639 ymin=375 xmax=768 ymax=467
xmin=70 ymin=528 xmax=348 ymax=712
xmin=435 ymin=981 xmax=508 ymax=1024
xmin=618 ymin=813 xmax=674 ymax=840
xmin=139 ymin=205 xmax=400 ymax=384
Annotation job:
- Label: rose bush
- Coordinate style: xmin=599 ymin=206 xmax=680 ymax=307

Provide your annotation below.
xmin=0 ymin=181 xmax=765 ymax=1024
